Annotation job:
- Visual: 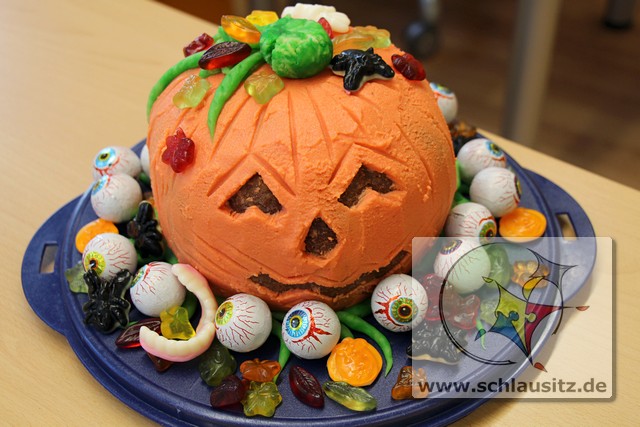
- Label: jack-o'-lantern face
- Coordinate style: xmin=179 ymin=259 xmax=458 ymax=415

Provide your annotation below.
xmin=147 ymin=46 xmax=456 ymax=311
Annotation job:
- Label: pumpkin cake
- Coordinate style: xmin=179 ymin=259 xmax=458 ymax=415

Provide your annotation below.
xmin=146 ymin=8 xmax=456 ymax=311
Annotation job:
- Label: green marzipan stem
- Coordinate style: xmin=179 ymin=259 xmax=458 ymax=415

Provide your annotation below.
xmin=146 ymin=51 xmax=205 ymax=120
xmin=207 ymin=51 xmax=265 ymax=140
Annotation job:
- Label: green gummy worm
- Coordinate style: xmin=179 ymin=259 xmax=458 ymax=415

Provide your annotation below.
xmin=146 ymin=51 xmax=205 ymax=119
xmin=207 ymin=51 xmax=265 ymax=140
xmin=270 ymin=319 xmax=290 ymax=382
xmin=340 ymin=324 xmax=354 ymax=340
xmin=343 ymin=298 xmax=373 ymax=318
xmin=336 ymin=311 xmax=393 ymax=376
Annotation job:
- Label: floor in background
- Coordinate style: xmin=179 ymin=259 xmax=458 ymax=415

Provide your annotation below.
xmin=157 ymin=0 xmax=640 ymax=190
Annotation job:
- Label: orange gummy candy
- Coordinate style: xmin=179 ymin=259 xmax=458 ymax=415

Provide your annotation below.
xmin=327 ymin=337 xmax=382 ymax=387
xmin=239 ymin=358 xmax=281 ymax=383
xmin=221 ymin=15 xmax=261 ymax=44
xmin=75 ymin=218 xmax=118 ymax=252
xmin=498 ymin=207 xmax=547 ymax=242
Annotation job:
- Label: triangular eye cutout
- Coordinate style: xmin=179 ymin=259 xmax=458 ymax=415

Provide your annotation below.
xmin=305 ymin=217 xmax=338 ymax=256
xmin=226 ymin=173 xmax=282 ymax=214
xmin=338 ymin=165 xmax=394 ymax=207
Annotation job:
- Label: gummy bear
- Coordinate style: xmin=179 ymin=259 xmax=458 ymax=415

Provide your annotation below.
xmin=198 ymin=41 xmax=252 ymax=70
xmin=332 ymin=25 xmax=390 ymax=54
xmin=240 ymin=359 xmax=281 ymax=383
xmin=353 ymin=26 xmax=391 ymax=48
xmin=391 ymin=366 xmax=429 ymax=400
xmin=391 ymin=53 xmax=426 ymax=81
xmin=221 ymin=15 xmax=261 ymax=44
xmin=162 ymin=128 xmax=195 ymax=173
xmin=183 ymin=33 xmax=214 ymax=57
xmin=322 ymin=381 xmax=377 ymax=411
xmin=199 ymin=341 xmax=237 ymax=386
xmin=246 ymin=10 xmax=279 ymax=27
xmin=289 ymin=366 xmax=324 ymax=408
xmin=241 ymin=381 xmax=282 ymax=417
xmin=210 ymin=375 xmax=247 ymax=408
xmin=243 ymin=71 xmax=284 ymax=104
xmin=160 ymin=306 xmax=195 ymax=340
xmin=173 ymin=74 xmax=211 ymax=109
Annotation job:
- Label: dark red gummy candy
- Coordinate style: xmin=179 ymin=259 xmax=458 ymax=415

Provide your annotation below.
xmin=147 ymin=352 xmax=173 ymax=372
xmin=115 ymin=318 xmax=162 ymax=349
xmin=183 ymin=33 xmax=214 ymax=57
xmin=391 ymin=53 xmax=426 ymax=81
xmin=162 ymin=127 xmax=195 ymax=173
xmin=318 ymin=17 xmax=333 ymax=39
xmin=210 ymin=375 xmax=247 ymax=408
xmin=289 ymin=366 xmax=324 ymax=408
xmin=198 ymin=41 xmax=251 ymax=70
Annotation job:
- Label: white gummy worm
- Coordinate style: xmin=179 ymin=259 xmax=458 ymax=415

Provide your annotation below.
xmin=139 ymin=264 xmax=217 ymax=362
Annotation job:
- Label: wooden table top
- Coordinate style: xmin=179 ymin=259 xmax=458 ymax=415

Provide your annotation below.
xmin=2 ymin=0 xmax=639 ymax=425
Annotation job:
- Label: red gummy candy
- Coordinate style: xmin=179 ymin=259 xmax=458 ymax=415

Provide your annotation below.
xmin=183 ymin=33 xmax=214 ymax=57
xmin=198 ymin=41 xmax=252 ymax=70
xmin=391 ymin=53 xmax=426 ymax=81
xmin=162 ymin=127 xmax=195 ymax=173
xmin=318 ymin=17 xmax=333 ymax=39
xmin=420 ymin=273 xmax=480 ymax=329
xmin=115 ymin=318 xmax=162 ymax=349
xmin=210 ymin=375 xmax=247 ymax=408
xmin=289 ymin=366 xmax=324 ymax=408
xmin=147 ymin=352 xmax=173 ymax=372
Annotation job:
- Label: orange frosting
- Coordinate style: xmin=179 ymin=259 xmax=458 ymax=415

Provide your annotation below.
xmin=147 ymin=45 xmax=456 ymax=310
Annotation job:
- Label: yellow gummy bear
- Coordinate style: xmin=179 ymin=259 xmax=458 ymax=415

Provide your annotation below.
xmin=246 ymin=10 xmax=279 ymax=27
xmin=244 ymin=72 xmax=285 ymax=104
xmin=173 ymin=75 xmax=211 ymax=109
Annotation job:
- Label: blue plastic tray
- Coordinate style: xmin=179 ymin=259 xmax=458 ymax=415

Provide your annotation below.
xmin=22 ymin=141 xmax=595 ymax=426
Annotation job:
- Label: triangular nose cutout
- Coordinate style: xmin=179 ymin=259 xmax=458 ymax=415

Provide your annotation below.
xmin=304 ymin=217 xmax=338 ymax=256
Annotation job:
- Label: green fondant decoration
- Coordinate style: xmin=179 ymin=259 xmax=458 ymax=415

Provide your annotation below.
xmin=146 ymin=51 xmax=205 ymax=119
xmin=259 ymin=16 xmax=332 ymax=79
xmin=207 ymin=51 xmax=265 ymax=139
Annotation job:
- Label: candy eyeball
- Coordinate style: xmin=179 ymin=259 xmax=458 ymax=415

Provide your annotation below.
xmin=215 ymin=294 xmax=272 ymax=353
xmin=282 ymin=301 xmax=340 ymax=359
xmin=444 ymin=202 xmax=497 ymax=243
xmin=129 ymin=262 xmax=186 ymax=317
xmin=430 ymin=82 xmax=458 ymax=124
xmin=457 ymin=138 xmax=507 ymax=183
xmin=82 ymin=233 xmax=137 ymax=280
xmin=92 ymin=146 xmax=142 ymax=179
xmin=469 ymin=167 xmax=521 ymax=217
xmin=371 ymin=274 xmax=428 ymax=332
xmin=90 ymin=174 xmax=142 ymax=223
xmin=139 ymin=145 xmax=150 ymax=177
xmin=433 ymin=238 xmax=491 ymax=294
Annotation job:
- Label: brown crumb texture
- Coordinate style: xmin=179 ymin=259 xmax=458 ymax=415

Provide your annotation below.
xmin=338 ymin=165 xmax=394 ymax=208
xmin=304 ymin=217 xmax=338 ymax=256
xmin=226 ymin=174 xmax=282 ymax=214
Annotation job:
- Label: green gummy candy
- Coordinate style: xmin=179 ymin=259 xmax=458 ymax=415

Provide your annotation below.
xmin=242 ymin=381 xmax=282 ymax=417
xmin=259 ymin=16 xmax=333 ymax=79
xmin=198 ymin=341 xmax=237 ymax=386
xmin=322 ymin=381 xmax=377 ymax=412
xmin=65 ymin=261 xmax=87 ymax=293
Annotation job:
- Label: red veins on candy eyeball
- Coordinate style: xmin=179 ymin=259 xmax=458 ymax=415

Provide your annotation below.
xmin=162 ymin=128 xmax=195 ymax=173
xmin=183 ymin=33 xmax=214 ymax=57
xmin=391 ymin=53 xmax=426 ymax=81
